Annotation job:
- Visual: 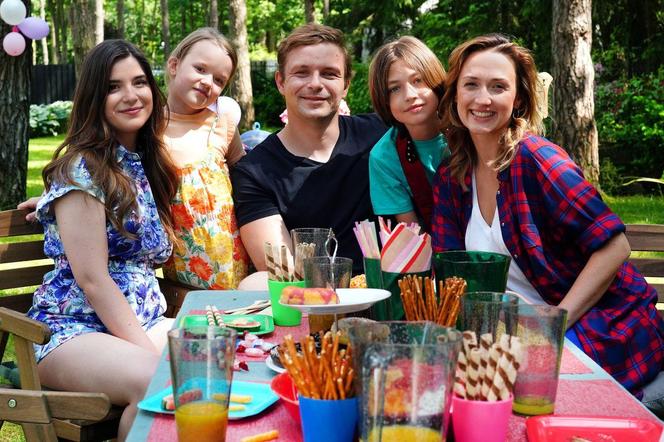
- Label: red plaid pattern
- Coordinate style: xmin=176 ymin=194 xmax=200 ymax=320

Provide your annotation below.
xmin=432 ymin=134 xmax=664 ymax=397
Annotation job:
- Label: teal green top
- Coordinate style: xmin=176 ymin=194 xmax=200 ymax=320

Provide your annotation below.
xmin=369 ymin=126 xmax=449 ymax=215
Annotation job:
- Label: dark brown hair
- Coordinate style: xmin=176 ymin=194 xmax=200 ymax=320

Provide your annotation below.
xmin=277 ymin=24 xmax=353 ymax=86
xmin=43 ymin=40 xmax=178 ymax=241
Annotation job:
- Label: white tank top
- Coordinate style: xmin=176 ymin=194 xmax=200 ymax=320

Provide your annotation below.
xmin=465 ymin=173 xmax=545 ymax=305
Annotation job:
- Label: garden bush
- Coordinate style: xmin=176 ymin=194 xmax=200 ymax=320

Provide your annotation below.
xmin=596 ymin=67 xmax=664 ymax=194
xmin=29 ymin=101 xmax=72 ymax=138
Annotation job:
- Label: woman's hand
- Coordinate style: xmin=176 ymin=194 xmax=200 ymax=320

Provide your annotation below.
xmin=17 ymin=196 xmax=42 ymax=222
xmin=559 ymin=233 xmax=631 ymax=327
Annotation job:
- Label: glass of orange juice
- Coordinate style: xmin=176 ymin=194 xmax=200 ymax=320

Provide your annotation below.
xmin=168 ymin=326 xmax=237 ymax=442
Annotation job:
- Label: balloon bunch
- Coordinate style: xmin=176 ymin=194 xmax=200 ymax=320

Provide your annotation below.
xmin=1 ymin=0 xmax=49 ymax=57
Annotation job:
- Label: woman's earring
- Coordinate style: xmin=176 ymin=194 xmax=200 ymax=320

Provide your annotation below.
xmin=512 ymin=107 xmax=525 ymax=119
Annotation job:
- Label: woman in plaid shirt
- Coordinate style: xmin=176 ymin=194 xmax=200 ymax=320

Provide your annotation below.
xmin=431 ymin=34 xmax=664 ymax=410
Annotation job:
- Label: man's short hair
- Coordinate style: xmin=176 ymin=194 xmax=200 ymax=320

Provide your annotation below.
xmin=277 ymin=24 xmax=353 ymax=86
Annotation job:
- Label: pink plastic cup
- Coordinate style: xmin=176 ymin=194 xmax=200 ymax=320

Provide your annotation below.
xmin=452 ymin=394 xmax=513 ymax=442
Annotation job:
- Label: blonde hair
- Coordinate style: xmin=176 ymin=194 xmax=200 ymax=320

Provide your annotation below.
xmin=441 ymin=34 xmax=544 ymax=186
xmin=369 ymin=36 xmax=446 ymax=129
xmin=165 ymin=27 xmax=238 ymax=85
xmin=277 ymin=24 xmax=352 ymax=86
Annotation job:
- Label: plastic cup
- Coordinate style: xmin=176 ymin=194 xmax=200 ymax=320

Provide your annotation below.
xmin=433 ymin=251 xmax=510 ymax=293
xmin=267 ymin=279 xmax=305 ymax=326
xmin=377 ymin=270 xmax=431 ymax=320
xmin=303 ymin=256 xmax=352 ymax=332
xmin=291 ymin=228 xmax=335 ymax=257
xmin=298 ymin=395 xmax=358 ymax=442
xmin=168 ymin=326 xmax=236 ymax=442
xmin=363 ymin=257 xmax=383 ymax=289
xmin=303 ymin=256 xmax=352 ymax=289
xmin=512 ymin=304 xmax=567 ymax=416
xmin=452 ymin=394 xmax=513 ymax=442
xmin=346 ymin=322 xmax=461 ymax=441
xmin=458 ymin=292 xmax=521 ymax=338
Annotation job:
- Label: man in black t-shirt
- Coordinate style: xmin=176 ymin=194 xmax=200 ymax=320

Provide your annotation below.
xmin=231 ymin=24 xmax=387 ymax=276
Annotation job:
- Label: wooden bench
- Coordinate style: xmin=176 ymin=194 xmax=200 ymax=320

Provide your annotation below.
xmin=625 ymin=224 xmax=664 ymax=314
xmin=0 ymin=208 xmax=194 ymax=441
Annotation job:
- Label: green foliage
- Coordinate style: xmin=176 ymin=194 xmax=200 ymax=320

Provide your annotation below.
xmin=598 ymin=158 xmax=624 ymax=196
xmin=596 ymin=68 xmax=664 ymax=192
xmin=346 ymin=63 xmax=373 ymax=115
xmin=29 ymin=101 xmax=72 ymax=138
xmin=251 ymin=67 xmax=284 ymax=128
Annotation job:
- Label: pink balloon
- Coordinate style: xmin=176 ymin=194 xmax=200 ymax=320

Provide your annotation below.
xmin=18 ymin=17 xmax=49 ymax=40
xmin=3 ymin=31 xmax=25 ymax=56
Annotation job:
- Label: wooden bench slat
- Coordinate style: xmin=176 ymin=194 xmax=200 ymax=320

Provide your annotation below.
xmin=0 ymin=241 xmax=46 ymax=262
xmin=0 ymin=210 xmax=42 ymax=237
xmin=628 ymin=258 xmax=664 ymax=276
xmin=625 ymin=224 xmax=664 ymax=252
xmin=0 ymin=265 xmax=53 ymax=290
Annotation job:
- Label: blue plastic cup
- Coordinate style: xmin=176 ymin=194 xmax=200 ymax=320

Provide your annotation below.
xmin=298 ymin=395 xmax=358 ymax=442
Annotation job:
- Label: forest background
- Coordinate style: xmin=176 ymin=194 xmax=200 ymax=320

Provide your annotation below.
xmin=0 ymin=0 xmax=663 ymax=208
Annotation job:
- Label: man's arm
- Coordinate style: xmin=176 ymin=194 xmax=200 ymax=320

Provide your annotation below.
xmin=240 ymin=214 xmax=292 ymax=270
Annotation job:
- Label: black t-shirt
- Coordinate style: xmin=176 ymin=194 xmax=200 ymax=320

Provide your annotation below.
xmin=231 ymin=114 xmax=388 ymax=274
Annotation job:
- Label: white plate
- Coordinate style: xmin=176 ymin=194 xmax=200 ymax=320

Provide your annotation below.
xmin=265 ymin=355 xmax=286 ymax=374
xmin=279 ymin=288 xmax=391 ymax=315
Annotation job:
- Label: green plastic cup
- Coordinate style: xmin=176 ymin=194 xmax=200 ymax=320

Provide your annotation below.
xmin=433 ymin=251 xmax=510 ymax=293
xmin=268 ymin=279 xmax=305 ymax=326
xmin=363 ymin=257 xmax=383 ymax=289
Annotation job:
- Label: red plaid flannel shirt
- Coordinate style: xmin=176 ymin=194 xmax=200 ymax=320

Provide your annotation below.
xmin=432 ymin=134 xmax=664 ymax=397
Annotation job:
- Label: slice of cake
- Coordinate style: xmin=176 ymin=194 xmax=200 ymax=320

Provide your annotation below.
xmin=280 ymin=286 xmax=340 ymax=305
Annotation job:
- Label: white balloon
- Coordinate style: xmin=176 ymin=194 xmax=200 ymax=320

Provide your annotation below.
xmin=216 ymin=96 xmax=242 ymax=126
xmin=0 ymin=0 xmax=27 ymax=26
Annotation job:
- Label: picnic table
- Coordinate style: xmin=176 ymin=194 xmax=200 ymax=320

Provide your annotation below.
xmin=127 ymin=290 xmax=662 ymax=441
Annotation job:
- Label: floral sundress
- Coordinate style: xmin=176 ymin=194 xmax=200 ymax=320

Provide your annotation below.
xmin=163 ymin=112 xmax=249 ymax=289
xmin=27 ymin=147 xmax=172 ymax=362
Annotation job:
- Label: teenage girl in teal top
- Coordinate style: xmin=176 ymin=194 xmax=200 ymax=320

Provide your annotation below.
xmin=368 ymin=36 xmax=449 ymax=231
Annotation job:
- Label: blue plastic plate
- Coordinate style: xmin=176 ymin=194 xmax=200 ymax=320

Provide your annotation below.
xmin=137 ymin=380 xmax=278 ymax=420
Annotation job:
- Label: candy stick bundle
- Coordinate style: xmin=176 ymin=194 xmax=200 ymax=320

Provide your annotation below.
xmin=454 ymin=331 xmax=523 ymax=401
xmin=279 ymin=332 xmax=355 ymax=400
xmin=353 ymin=219 xmax=381 ymax=259
xmin=398 ymin=275 xmax=467 ymax=327
xmin=264 ymin=242 xmax=297 ymax=281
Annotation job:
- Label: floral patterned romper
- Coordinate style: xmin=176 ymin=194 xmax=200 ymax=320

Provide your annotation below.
xmin=27 ymin=147 xmax=172 ymax=362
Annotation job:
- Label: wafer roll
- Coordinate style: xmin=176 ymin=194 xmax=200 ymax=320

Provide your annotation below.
xmin=453 ymin=380 xmax=467 ymax=399
xmin=462 ymin=331 xmax=477 ymax=355
xmin=466 ymin=347 xmax=481 ymax=400
xmin=264 ymin=242 xmax=277 ymax=280
xmin=211 ymin=305 xmax=224 ymax=326
xmin=482 ymin=343 xmax=502 ymax=401
xmin=280 ymin=244 xmax=291 ymax=281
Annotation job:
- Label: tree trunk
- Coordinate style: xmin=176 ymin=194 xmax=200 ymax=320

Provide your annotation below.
xmin=54 ymin=0 xmax=68 ymax=64
xmin=161 ymin=0 xmax=170 ymax=58
xmin=305 ymin=0 xmax=315 ymax=23
xmin=94 ymin=0 xmax=103 ymax=44
xmin=228 ymin=0 xmax=254 ymax=131
xmin=47 ymin=0 xmax=58 ymax=63
xmin=70 ymin=0 xmax=99 ymax=77
xmin=40 ymin=0 xmax=49 ymax=64
xmin=209 ymin=0 xmax=218 ymax=28
xmin=551 ymin=0 xmax=599 ymax=185
xmin=117 ymin=0 xmax=125 ymax=38
xmin=0 ymin=3 xmax=31 ymax=210
xmin=323 ymin=0 xmax=329 ymax=20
